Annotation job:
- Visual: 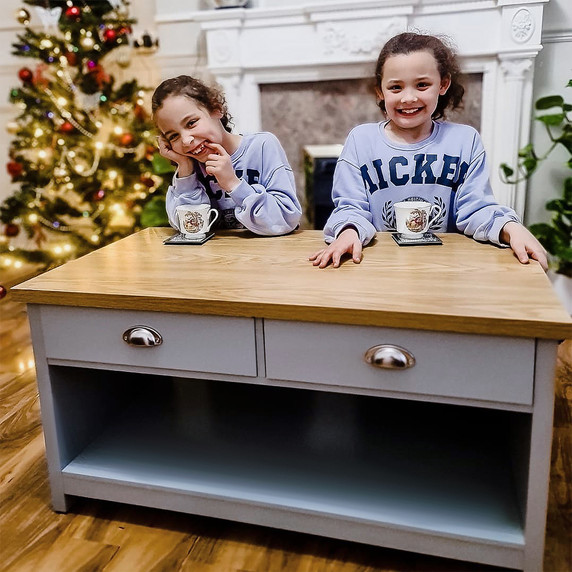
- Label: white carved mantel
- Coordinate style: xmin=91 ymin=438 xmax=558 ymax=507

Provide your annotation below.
xmin=159 ymin=0 xmax=550 ymax=217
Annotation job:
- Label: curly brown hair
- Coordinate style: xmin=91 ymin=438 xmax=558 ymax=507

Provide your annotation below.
xmin=374 ymin=32 xmax=464 ymax=120
xmin=151 ymin=75 xmax=234 ymax=133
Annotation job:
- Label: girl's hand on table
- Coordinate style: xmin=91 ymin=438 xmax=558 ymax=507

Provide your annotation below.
xmin=309 ymin=227 xmax=362 ymax=268
xmin=156 ymin=135 xmax=195 ymax=177
xmin=204 ymin=143 xmax=240 ymax=192
xmin=500 ymin=221 xmax=548 ymax=272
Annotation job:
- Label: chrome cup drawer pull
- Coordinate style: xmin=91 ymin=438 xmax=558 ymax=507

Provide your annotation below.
xmin=123 ymin=326 xmax=163 ymax=347
xmin=364 ymin=344 xmax=415 ymax=369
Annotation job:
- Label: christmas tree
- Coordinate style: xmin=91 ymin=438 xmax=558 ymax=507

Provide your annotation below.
xmin=0 ymin=0 xmax=172 ymax=273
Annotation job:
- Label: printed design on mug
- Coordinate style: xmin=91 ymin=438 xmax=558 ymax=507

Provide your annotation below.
xmin=182 ymin=211 xmax=204 ymax=234
xmin=405 ymin=209 xmax=427 ymax=232
xmin=383 ymin=196 xmax=447 ymax=231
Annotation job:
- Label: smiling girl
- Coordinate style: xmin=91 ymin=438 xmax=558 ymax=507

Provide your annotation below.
xmin=309 ymin=32 xmax=547 ymax=269
xmin=152 ymin=75 xmax=301 ymax=235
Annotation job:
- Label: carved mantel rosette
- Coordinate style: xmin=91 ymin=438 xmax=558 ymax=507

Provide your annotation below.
xmin=318 ymin=19 xmax=403 ymax=58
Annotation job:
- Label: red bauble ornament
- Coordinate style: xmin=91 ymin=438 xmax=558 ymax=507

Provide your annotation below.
xmin=0 ymin=285 xmax=7 ymax=300
xmin=141 ymin=177 xmax=155 ymax=188
xmin=103 ymin=28 xmax=117 ymax=43
xmin=4 ymin=223 xmax=20 ymax=237
xmin=64 ymin=51 xmax=78 ymax=66
xmin=6 ymin=160 xmax=23 ymax=179
xmin=119 ymin=133 xmax=134 ymax=146
xmin=59 ymin=121 xmax=74 ymax=134
xmin=134 ymin=105 xmax=147 ymax=121
xmin=18 ymin=67 xmax=33 ymax=83
xmin=65 ymin=6 xmax=81 ymax=20
xmin=93 ymin=189 xmax=105 ymax=201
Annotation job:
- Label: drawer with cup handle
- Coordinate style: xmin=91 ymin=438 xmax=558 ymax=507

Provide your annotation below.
xmin=37 ymin=305 xmax=257 ymax=376
xmin=263 ymin=320 xmax=534 ymax=406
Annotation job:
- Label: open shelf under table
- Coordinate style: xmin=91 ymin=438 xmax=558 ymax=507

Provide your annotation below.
xmin=58 ymin=374 xmax=526 ymax=549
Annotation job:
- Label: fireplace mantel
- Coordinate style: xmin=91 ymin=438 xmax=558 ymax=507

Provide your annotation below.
xmin=158 ymin=0 xmax=550 ymax=216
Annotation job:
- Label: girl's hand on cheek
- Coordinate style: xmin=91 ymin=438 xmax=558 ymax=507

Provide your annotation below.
xmin=156 ymin=135 xmax=194 ymax=177
xmin=204 ymin=143 xmax=240 ymax=191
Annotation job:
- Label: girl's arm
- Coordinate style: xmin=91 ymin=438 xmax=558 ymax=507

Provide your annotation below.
xmin=454 ymin=132 xmax=520 ymax=245
xmin=323 ymin=134 xmax=377 ymax=246
xmin=224 ymin=133 xmax=302 ymax=235
xmin=165 ymin=171 xmax=211 ymax=231
xmin=454 ymin=133 xmax=547 ymax=270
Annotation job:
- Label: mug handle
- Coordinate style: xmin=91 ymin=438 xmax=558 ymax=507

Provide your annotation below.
xmin=426 ymin=204 xmax=443 ymax=231
xmin=204 ymin=208 xmax=220 ymax=232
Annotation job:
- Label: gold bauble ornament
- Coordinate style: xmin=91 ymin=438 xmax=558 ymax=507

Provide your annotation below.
xmin=6 ymin=121 xmax=19 ymax=134
xmin=15 ymin=8 xmax=30 ymax=25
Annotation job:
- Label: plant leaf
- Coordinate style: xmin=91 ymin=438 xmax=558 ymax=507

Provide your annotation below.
xmin=564 ymin=178 xmax=572 ymax=202
xmin=522 ymin=157 xmax=537 ymax=173
xmin=537 ymin=113 xmax=566 ymax=126
xmin=535 ymin=95 xmax=564 ymax=110
xmin=139 ymin=196 xmax=169 ymax=227
xmin=500 ymin=163 xmax=514 ymax=179
xmin=151 ymin=152 xmax=176 ymax=175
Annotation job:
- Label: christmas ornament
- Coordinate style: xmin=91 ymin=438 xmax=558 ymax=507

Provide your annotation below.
xmin=65 ymin=6 xmax=81 ymax=21
xmin=119 ymin=132 xmax=134 ymax=146
xmin=34 ymin=6 xmax=62 ymax=31
xmin=4 ymin=223 xmax=20 ymax=237
xmin=59 ymin=121 xmax=74 ymax=134
xmin=33 ymin=63 xmax=49 ymax=88
xmin=0 ymin=285 xmax=7 ymax=300
xmin=93 ymin=189 xmax=106 ymax=201
xmin=18 ymin=67 xmax=33 ymax=83
xmin=141 ymin=176 xmax=155 ymax=188
xmin=64 ymin=51 xmax=78 ymax=66
xmin=87 ymin=64 xmax=110 ymax=89
xmin=6 ymin=161 xmax=23 ymax=179
xmin=134 ymin=104 xmax=147 ymax=121
xmin=6 ymin=121 xmax=19 ymax=134
xmin=15 ymin=8 xmax=30 ymax=25
xmin=103 ymin=28 xmax=117 ymax=43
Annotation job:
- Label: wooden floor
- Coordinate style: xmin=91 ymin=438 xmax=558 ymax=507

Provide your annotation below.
xmin=1 ymin=270 xmax=570 ymax=572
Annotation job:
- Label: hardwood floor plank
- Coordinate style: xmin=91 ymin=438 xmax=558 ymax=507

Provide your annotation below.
xmin=26 ymin=536 xmax=118 ymax=572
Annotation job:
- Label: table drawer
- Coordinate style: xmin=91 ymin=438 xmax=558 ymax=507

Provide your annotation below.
xmin=264 ymin=320 xmax=534 ymax=405
xmin=39 ymin=306 xmax=257 ymax=377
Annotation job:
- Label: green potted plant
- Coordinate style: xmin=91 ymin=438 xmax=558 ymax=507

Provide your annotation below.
xmin=501 ymin=79 xmax=571 ymax=311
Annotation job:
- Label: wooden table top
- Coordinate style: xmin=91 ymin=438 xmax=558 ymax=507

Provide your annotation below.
xmin=12 ymin=228 xmax=572 ymax=339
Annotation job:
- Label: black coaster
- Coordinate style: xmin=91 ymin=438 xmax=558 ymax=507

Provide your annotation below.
xmin=391 ymin=232 xmax=443 ymax=246
xmin=163 ymin=232 xmax=215 ymax=245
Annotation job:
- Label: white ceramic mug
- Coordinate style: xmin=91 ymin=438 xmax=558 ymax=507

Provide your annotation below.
xmin=394 ymin=201 xmax=442 ymax=236
xmin=175 ymin=204 xmax=219 ymax=238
